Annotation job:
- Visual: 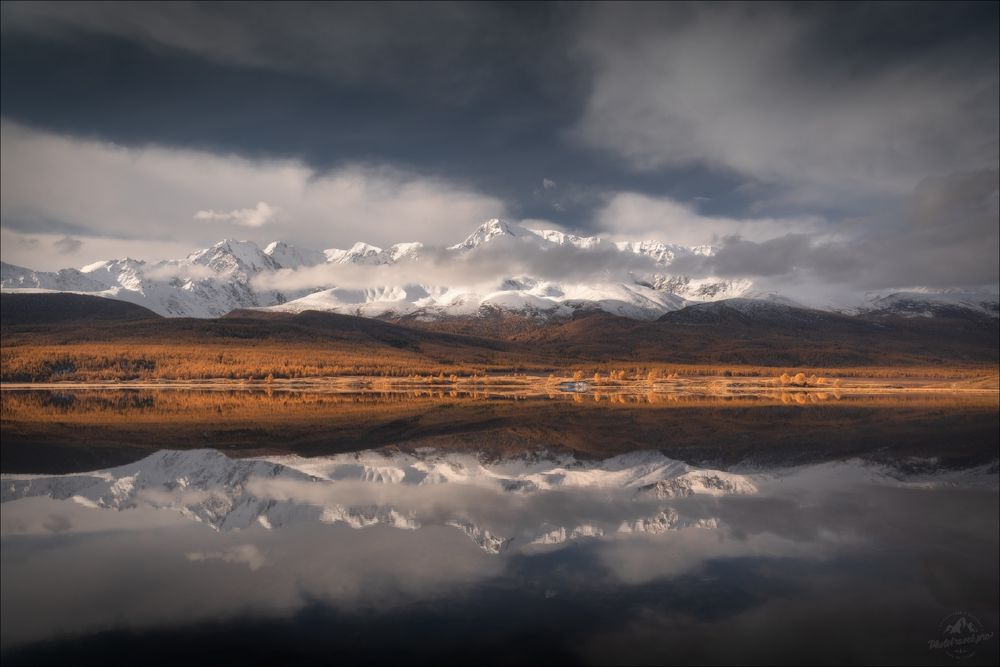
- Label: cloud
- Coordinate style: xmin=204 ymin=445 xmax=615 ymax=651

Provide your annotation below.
xmin=670 ymin=234 xmax=860 ymax=282
xmin=14 ymin=236 xmax=39 ymax=249
xmin=194 ymin=201 xmax=279 ymax=228
xmin=859 ymin=168 xmax=1000 ymax=288
xmin=41 ymin=514 xmax=73 ymax=533
xmin=666 ymin=169 xmax=999 ymax=290
xmin=587 ymin=169 xmax=998 ymax=292
xmin=53 ymin=236 xmax=83 ymax=254
xmin=251 ymin=234 xmax=667 ymax=293
xmin=3 ymin=1 xmax=994 ymax=243
xmin=542 ymin=178 xmax=557 ymax=190
xmin=571 ymin=3 xmax=998 ymax=206
xmin=0 ymin=228 xmax=201 ymax=272
xmin=143 ymin=262 xmax=220 ymax=282
xmin=0 ymin=121 xmax=506 ymax=263
xmin=186 ymin=545 xmax=267 ymax=572
xmin=595 ymin=192 xmax=825 ymax=246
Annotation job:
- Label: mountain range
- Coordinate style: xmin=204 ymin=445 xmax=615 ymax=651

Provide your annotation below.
xmin=5 ymin=218 xmax=996 ymax=321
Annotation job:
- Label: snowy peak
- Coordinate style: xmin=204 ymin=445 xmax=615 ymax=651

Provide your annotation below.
xmin=386 ymin=242 xmax=423 ymax=262
xmin=341 ymin=242 xmax=386 ymax=264
xmin=187 ymin=239 xmax=279 ymax=278
xmin=263 ymin=241 xmax=327 ymax=269
xmin=527 ymin=229 xmax=605 ymax=250
xmin=79 ymin=258 xmax=149 ymax=291
xmin=448 ymin=218 xmax=528 ymax=250
xmin=324 ymin=242 xmax=396 ymax=265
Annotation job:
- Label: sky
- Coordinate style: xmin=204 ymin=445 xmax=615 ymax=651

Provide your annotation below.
xmin=0 ymin=1 xmax=997 ymax=291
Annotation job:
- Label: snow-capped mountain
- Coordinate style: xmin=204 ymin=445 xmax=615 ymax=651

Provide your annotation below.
xmin=187 ymin=238 xmax=281 ymax=278
xmin=448 ymin=217 xmax=531 ymax=250
xmin=2 ymin=239 xmax=293 ymax=318
xmin=851 ymin=289 xmax=1000 ymax=319
xmin=2 ymin=218 xmax=997 ymax=320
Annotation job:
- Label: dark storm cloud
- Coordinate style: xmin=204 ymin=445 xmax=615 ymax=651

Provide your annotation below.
xmin=1 ymin=1 xmax=564 ymax=92
xmin=572 ymin=2 xmax=998 ymax=205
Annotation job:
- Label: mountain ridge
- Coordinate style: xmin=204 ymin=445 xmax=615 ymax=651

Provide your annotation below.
xmin=3 ymin=218 xmax=997 ymax=321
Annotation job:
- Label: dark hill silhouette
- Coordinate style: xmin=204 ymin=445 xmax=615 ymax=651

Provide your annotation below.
xmin=1 ymin=293 xmax=160 ymax=326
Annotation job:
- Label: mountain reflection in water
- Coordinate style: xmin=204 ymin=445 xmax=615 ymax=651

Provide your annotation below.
xmin=2 ymin=444 xmax=998 ymax=665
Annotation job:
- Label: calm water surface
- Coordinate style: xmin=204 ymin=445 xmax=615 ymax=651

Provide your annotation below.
xmin=1 ymin=389 xmax=997 ymax=665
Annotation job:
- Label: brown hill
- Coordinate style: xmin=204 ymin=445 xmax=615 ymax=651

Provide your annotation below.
xmin=1 ymin=293 xmax=997 ymax=381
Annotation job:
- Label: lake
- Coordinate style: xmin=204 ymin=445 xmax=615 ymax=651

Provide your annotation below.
xmin=1 ymin=387 xmax=998 ymax=664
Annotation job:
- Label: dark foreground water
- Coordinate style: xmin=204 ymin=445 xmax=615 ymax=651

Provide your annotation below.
xmin=1 ymin=389 xmax=998 ymax=665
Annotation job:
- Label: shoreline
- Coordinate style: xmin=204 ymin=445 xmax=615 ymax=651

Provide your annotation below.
xmin=2 ymin=374 xmax=997 ymax=395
